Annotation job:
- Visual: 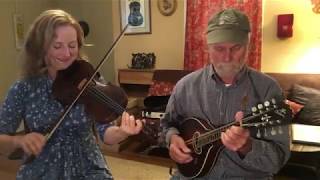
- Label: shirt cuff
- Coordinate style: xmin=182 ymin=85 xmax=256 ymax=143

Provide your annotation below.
xmin=96 ymin=122 xmax=112 ymax=141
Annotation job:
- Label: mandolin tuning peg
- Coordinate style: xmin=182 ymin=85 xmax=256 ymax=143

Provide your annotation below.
xmin=271 ymin=127 xmax=277 ymax=136
xmin=264 ymin=101 xmax=271 ymax=110
xmin=252 ymin=106 xmax=257 ymax=111
xmin=251 ymin=106 xmax=258 ymax=113
xmin=257 ymin=104 xmax=264 ymax=110
xmin=271 ymin=98 xmax=278 ymax=108
xmin=264 ymin=128 xmax=268 ymax=137
xmin=278 ymin=126 xmax=283 ymax=134
xmin=264 ymin=101 xmax=270 ymax=107
xmin=256 ymin=129 xmax=261 ymax=138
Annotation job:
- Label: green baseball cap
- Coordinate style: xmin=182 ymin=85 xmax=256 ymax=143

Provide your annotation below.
xmin=207 ymin=8 xmax=251 ymax=44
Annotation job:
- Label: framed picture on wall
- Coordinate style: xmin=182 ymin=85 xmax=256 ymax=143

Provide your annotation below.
xmin=13 ymin=14 xmax=24 ymax=50
xmin=120 ymin=0 xmax=151 ymax=35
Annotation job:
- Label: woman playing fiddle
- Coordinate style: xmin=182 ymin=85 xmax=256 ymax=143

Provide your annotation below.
xmin=0 ymin=9 xmax=143 ymax=180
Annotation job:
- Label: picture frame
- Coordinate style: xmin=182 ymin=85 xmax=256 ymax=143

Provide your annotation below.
xmin=13 ymin=13 xmax=24 ymax=50
xmin=120 ymin=0 xmax=151 ymax=35
xmin=157 ymin=0 xmax=177 ymax=16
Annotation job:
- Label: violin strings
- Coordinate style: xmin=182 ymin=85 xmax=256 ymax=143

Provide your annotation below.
xmin=89 ymin=86 xmax=162 ymax=135
xmin=88 ymin=86 xmax=156 ymax=135
xmin=92 ymin=91 xmax=124 ymax=115
xmin=87 ymin=86 xmax=125 ymax=115
xmin=89 ymin=86 xmax=125 ymax=114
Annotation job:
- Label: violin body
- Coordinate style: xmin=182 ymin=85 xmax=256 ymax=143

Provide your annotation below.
xmin=52 ymin=60 xmax=128 ymax=124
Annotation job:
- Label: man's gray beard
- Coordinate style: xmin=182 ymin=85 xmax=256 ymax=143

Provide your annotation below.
xmin=215 ymin=64 xmax=243 ymax=78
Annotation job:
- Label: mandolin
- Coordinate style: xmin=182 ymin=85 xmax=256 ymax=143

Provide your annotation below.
xmin=177 ymin=97 xmax=292 ymax=178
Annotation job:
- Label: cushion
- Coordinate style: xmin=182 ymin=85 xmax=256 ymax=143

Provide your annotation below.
xmin=288 ymin=84 xmax=320 ymax=105
xmin=288 ymin=84 xmax=320 ymax=125
xmin=148 ymin=80 xmax=176 ymax=96
xmin=294 ymin=97 xmax=320 ymax=126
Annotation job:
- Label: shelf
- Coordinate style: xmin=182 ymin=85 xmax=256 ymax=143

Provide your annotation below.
xmin=118 ymin=69 xmax=155 ymax=99
xmin=118 ymin=69 xmax=154 ymax=85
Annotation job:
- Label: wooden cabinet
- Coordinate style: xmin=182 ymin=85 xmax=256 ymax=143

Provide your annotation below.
xmin=118 ymin=69 xmax=154 ymax=98
xmin=118 ymin=68 xmax=154 ymax=85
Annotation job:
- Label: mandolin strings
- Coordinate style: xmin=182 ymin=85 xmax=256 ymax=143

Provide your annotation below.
xmin=185 ymin=107 xmax=277 ymax=146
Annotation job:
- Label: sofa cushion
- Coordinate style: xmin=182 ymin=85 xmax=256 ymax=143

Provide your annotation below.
xmin=287 ymin=84 xmax=320 ymax=125
xmin=288 ymin=84 xmax=320 ymax=105
xmin=294 ymin=98 xmax=320 ymax=126
xmin=148 ymin=80 xmax=175 ymax=96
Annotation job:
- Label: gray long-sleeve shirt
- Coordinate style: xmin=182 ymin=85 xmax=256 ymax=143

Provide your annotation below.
xmin=161 ymin=65 xmax=290 ymax=180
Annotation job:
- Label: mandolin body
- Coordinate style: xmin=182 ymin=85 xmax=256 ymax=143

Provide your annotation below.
xmin=177 ymin=117 xmax=224 ymax=178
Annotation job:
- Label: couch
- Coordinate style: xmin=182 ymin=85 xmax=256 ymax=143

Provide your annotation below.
xmin=266 ymin=73 xmax=320 ymax=93
xmin=266 ymin=73 xmax=320 ymax=179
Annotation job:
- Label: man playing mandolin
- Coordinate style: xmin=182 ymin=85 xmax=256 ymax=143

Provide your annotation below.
xmin=162 ymin=8 xmax=291 ymax=179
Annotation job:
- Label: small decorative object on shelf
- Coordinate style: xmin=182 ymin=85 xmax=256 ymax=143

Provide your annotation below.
xmin=157 ymin=0 xmax=177 ymax=16
xmin=130 ymin=52 xmax=156 ymax=69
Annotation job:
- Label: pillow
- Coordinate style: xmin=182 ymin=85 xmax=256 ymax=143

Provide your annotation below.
xmin=294 ymin=97 xmax=320 ymax=126
xmin=288 ymin=84 xmax=320 ymax=105
xmin=148 ymin=80 xmax=175 ymax=96
xmin=286 ymin=99 xmax=304 ymax=115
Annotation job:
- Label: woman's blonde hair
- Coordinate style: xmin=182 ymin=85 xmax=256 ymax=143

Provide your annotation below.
xmin=21 ymin=9 xmax=85 ymax=78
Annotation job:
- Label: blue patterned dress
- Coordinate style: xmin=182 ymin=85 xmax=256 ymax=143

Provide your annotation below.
xmin=0 ymin=76 xmax=113 ymax=180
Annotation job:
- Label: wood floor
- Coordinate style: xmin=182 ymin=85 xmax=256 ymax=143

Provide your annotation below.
xmin=1 ymin=144 xmax=320 ymax=180
xmin=0 ymin=151 xmax=173 ymax=180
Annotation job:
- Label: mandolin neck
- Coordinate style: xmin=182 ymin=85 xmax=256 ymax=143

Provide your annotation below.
xmin=195 ymin=113 xmax=263 ymax=147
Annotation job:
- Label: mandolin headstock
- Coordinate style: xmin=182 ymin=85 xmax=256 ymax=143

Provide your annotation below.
xmin=243 ymin=97 xmax=292 ymax=138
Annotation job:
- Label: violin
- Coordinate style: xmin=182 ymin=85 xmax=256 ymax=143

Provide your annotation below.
xmin=52 ymin=60 xmax=128 ymax=124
